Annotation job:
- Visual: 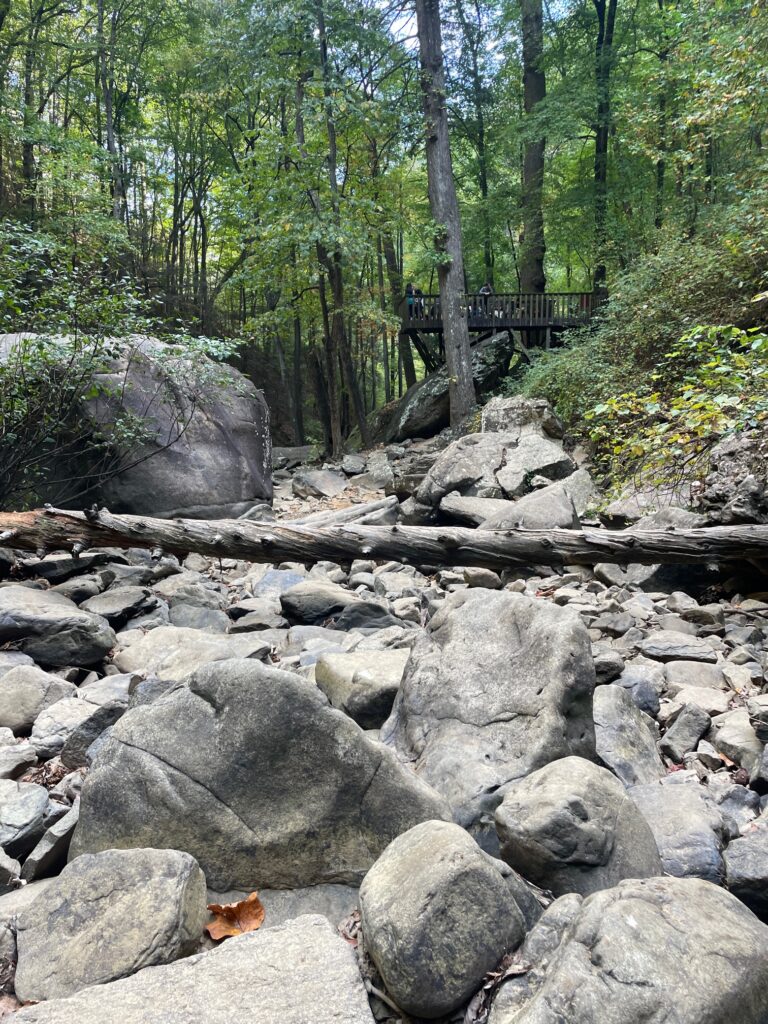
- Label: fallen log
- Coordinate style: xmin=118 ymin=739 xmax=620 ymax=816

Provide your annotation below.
xmin=0 ymin=507 xmax=766 ymax=572
xmin=289 ymin=496 xmax=398 ymax=527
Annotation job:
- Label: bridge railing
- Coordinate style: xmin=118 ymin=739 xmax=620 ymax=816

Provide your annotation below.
xmin=401 ymin=292 xmax=595 ymax=328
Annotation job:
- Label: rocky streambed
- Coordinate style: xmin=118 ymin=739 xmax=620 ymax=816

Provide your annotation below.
xmin=0 ymin=398 xmax=767 ymax=1023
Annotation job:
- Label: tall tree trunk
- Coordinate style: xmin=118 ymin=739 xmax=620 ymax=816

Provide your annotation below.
xmin=314 ymin=0 xmax=371 ymax=450
xmin=654 ymin=0 xmax=668 ymax=229
xmin=382 ymin=234 xmax=416 ymax=389
xmin=415 ymin=0 xmax=475 ymax=424
xmin=97 ymin=0 xmax=123 ymax=220
xmin=520 ymin=0 xmax=546 ymax=293
xmin=376 ymin=235 xmax=391 ymax=403
xmin=592 ymin=0 xmax=618 ymax=291
xmin=454 ymin=0 xmax=493 ymax=286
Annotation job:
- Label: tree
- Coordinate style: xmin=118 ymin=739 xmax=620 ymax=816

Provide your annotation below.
xmin=519 ymin=0 xmax=546 ymax=293
xmin=415 ymin=0 xmax=475 ymax=424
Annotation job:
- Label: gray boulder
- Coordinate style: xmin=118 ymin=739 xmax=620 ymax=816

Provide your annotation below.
xmin=381 ymin=591 xmax=596 ymax=832
xmin=280 ymin=580 xmax=361 ymax=624
xmin=70 ymin=659 xmax=449 ymax=891
xmin=20 ymin=800 xmax=80 ymax=881
xmin=60 ymin=700 xmax=126 ymax=769
xmin=488 ymin=877 xmax=768 ymax=1024
xmin=359 ymin=820 xmax=526 ymax=1018
xmin=417 ymin=432 xmax=575 ymax=508
xmin=479 ymin=481 xmax=579 ymax=530
xmin=13 ymin=915 xmax=375 ymax=1024
xmin=292 ymin=469 xmax=348 ymax=499
xmin=15 ymin=848 xmax=207 ymax=1001
xmin=724 ymin=815 xmax=768 ymax=918
xmin=495 ymin=757 xmax=663 ymax=897
xmin=593 ymin=684 xmax=665 ymax=786
xmin=112 ymin=625 xmax=271 ymax=681
xmin=638 ymin=630 xmax=718 ymax=663
xmin=370 ymin=333 xmax=514 ymax=443
xmin=709 ymin=710 xmax=764 ymax=776
xmin=0 ymin=665 xmax=77 ymax=734
xmin=0 ymin=586 xmax=116 ymax=667
xmin=629 ymin=777 xmax=727 ymax=884
xmin=481 ymin=395 xmax=564 ymax=438
xmin=65 ymin=335 xmax=272 ymax=518
xmin=80 ymin=586 xmax=157 ymax=627
xmin=659 ymin=703 xmax=711 ymax=763
xmin=0 ymin=779 xmax=50 ymax=859
xmin=315 ymin=650 xmax=410 ymax=729
xmin=30 ymin=696 xmax=103 ymax=760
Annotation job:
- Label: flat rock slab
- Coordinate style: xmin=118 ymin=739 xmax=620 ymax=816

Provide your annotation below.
xmin=629 ymin=779 xmax=727 ymax=884
xmin=15 ymin=848 xmax=207 ymax=1001
xmin=113 ymin=626 xmax=271 ymax=681
xmin=638 ymin=630 xmax=718 ymax=663
xmin=70 ymin=659 xmax=449 ymax=891
xmin=0 ymin=586 xmax=116 ymax=667
xmin=13 ymin=915 xmax=375 ymax=1024
xmin=381 ymin=591 xmax=596 ymax=832
xmin=0 ymin=779 xmax=50 ymax=859
xmin=593 ymin=684 xmax=665 ymax=786
xmin=488 ymin=877 xmax=768 ymax=1024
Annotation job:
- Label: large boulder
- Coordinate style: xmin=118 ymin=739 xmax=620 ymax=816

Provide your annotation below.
xmin=13 ymin=916 xmax=375 ymax=1024
xmin=593 ymin=684 xmax=665 ymax=786
xmin=0 ymin=334 xmax=272 ymax=518
xmin=70 ymin=659 xmax=449 ymax=890
xmin=359 ymin=820 xmax=527 ymax=1019
xmin=369 ymin=333 xmax=515 ymax=443
xmin=495 ymin=757 xmax=663 ymax=897
xmin=479 ymin=481 xmax=580 ymax=530
xmin=416 ymin=432 xmax=575 ymax=508
xmin=381 ymin=591 xmax=596 ymax=833
xmin=15 ymin=848 xmax=207 ymax=1001
xmin=487 ymin=877 xmax=768 ymax=1024
xmin=0 ymin=586 xmax=116 ymax=667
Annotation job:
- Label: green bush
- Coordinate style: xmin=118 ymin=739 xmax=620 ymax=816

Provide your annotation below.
xmin=586 ymin=325 xmax=768 ymax=495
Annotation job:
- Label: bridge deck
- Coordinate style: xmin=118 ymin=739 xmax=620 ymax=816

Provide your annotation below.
xmin=401 ymin=292 xmax=595 ymax=334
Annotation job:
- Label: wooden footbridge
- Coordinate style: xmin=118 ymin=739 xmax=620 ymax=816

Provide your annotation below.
xmin=400 ymin=291 xmax=596 ymax=371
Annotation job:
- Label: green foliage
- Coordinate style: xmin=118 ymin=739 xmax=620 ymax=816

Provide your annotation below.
xmin=586 ymin=325 xmax=768 ymax=495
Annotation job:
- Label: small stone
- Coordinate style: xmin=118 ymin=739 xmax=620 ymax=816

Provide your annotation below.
xmin=463 ymin=566 xmax=502 ymax=589
xmin=659 ymin=703 xmax=712 ymax=763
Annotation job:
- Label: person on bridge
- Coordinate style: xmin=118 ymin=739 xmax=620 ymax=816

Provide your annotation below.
xmin=405 ymin=282 xmax=415 ymax=319
xmin=479 ymin=280 xmax=493 ymax=316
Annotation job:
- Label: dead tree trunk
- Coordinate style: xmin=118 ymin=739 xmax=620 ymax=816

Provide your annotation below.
xmin=3 ymin=508 xmax=768 ymax=572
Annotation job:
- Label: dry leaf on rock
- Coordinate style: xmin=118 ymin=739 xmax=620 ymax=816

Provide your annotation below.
xmin=205 ymin=891 xmax=265 ymax=940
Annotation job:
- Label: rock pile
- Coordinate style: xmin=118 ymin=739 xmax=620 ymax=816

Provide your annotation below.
xmin=0 ymin=396 xmax=767 ymax=1022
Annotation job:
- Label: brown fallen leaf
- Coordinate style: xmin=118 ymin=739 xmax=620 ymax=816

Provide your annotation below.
xmin=205 ymin=891 xmax=265 ymax=941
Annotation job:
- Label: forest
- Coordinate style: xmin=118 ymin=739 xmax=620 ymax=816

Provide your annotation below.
xmin=0 ymin=0 xmax=766 ymax=475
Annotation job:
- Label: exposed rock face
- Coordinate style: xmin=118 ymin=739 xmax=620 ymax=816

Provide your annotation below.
xmin=369 ymin=333 xmax=515 ymax=443
xmin=13 ymin=916 xmax=376 ymax=1024
xmin=694 ymin=429 xmax=768 ymax=523
xmin=0 ymin=586 xmax=116 ymax=667
xmin=359 ymin=820 xmax=527 ymax=1018
xmin=15 ymin=848 xmax=207 ymax=1001
xmin=381 ymin=591 xmax=596 ymax=832
xmin=495 ymin=757 xmax=663 ymax=897
xmin=487 ymin=877 xmax=768 ymax=1024
xmin=70 ymin=659 xmax=450 ymax=890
